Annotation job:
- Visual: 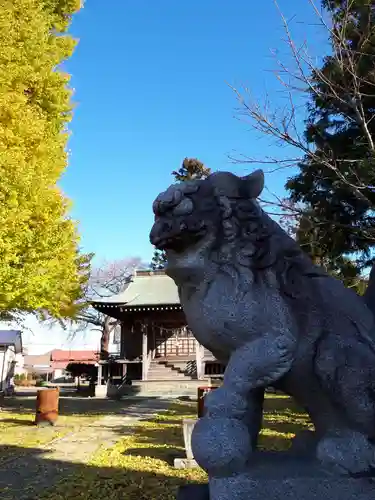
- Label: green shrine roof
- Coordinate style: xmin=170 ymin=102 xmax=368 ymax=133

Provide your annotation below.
xmin=91 ymin=270 xmax=181 ymax=312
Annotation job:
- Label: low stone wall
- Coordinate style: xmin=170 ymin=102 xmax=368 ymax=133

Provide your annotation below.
xmin=94 ymin=379 xmax=216 ymax=399
xmin=119 ymin=380 xmax=212 ymax=398
xmin=95 ymin=381 xmax=132 ymax=399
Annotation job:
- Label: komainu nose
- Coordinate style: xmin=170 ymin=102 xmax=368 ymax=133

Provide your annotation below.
xmin=149 ymin=221 xmax=161 ymax=245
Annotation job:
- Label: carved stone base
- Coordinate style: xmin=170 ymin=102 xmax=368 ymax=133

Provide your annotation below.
xmin=177 ymin=452 xmax=375 ymax=500
xmin=210 ymin=474 xmax=375 ymax=500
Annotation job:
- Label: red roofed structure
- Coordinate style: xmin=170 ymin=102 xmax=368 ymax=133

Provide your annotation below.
xmin=24 ymin=349 xmax=99 ymax=380
xmin=51 ymin=350 xmax=99 ymax=369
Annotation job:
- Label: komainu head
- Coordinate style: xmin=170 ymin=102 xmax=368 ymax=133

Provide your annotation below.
xmin=149 ymin=169 xmax=291 ymax=273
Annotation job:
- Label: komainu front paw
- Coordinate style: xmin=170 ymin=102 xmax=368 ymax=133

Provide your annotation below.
xmin=204 ymin=386 xmax=248 ymax=419
xmin=192 ymin=416 xmax=251 ymax=475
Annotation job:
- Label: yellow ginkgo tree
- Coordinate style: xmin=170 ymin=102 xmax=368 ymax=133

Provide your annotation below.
xmin=0 ymin=0 xmax=91 ymax=320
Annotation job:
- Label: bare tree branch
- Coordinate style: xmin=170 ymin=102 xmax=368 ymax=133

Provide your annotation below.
xmin=62 ymin=257 xmax=142 ymax=357
xmin=229 ymin=0 xmax=375 ymax=207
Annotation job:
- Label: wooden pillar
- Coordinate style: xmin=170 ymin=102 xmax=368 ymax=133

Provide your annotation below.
xmin=0 ymin=348 xmax=7 ymax=392
xmin=151 ymin=323 xmax=156 ymax=360
xmin=97 ymin=363 xmax=103 ymax=386
xmin=142 ymin=324 xmax=148 ymax=381
xmin=120 ymin=321 xmax=126 ymax=359
xmin=195 ymin=340 xmax=204 ymax=380
xmin=165 ymin=327 xmax=168 ymax=358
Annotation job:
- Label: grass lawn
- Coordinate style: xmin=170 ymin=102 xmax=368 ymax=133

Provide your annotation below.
xmin=0 ymin=409 xmax=100 ymax=464
xmin=0 ymin=392 xmax=129 ymax=465
xmin=42 ymin=394 xmax=313 ymax=500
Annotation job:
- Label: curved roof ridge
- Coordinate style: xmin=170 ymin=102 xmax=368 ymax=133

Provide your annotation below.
xmin=91 ymin=269 xmax=180 ymax=308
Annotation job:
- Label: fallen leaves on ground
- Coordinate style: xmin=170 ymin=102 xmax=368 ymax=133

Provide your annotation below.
xmin=259 ymin=394 xmax=313 ymax=451
xmin=0 ymin=410 xmax=99 ymax=464
xmin=41 ymin=395 xmax=311 ymax=500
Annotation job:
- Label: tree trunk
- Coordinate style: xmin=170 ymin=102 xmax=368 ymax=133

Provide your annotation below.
xmin=100 ymin=317 xmax=111 ymax=360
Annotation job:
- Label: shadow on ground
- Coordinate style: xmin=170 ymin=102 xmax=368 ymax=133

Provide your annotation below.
xmin=0 ymin=396 xmax=310 ymax=498
xmin=1 ymin=392 xmax=171 ymax=417
xmin=0 ymin=444 xmax=199 ymax=500
xmin=0 ymin=418 xmax=35 ymax=427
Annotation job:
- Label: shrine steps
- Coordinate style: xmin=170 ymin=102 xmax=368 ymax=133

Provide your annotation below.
xmin=147 ymin=360 xmax=195 ymax=380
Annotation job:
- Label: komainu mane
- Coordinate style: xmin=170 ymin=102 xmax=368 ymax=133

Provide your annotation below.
xmin=150 ymin=169 xmax=375 ymax=477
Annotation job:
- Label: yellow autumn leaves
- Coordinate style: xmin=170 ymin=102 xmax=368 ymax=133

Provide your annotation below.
xmin=0 ymin=0 xmax=90 ymax=318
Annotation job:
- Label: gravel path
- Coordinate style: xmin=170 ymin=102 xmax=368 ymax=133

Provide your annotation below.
xmin=0 ymin=398 xmax=171 ymax=500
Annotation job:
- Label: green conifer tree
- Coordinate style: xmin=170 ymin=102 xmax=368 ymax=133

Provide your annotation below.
xmin=287 ymin=0 xmax=375 ymax=276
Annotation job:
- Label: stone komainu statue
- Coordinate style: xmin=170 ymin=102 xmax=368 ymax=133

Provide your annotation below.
xmin=150 ymin=170 xmax=375 ymax=477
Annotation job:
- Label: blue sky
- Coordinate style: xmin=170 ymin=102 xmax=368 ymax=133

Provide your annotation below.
xmin=61 ymin=0 xmax=329 ymax=266
xmin=23 ymin=0 xmax=331 ymax=353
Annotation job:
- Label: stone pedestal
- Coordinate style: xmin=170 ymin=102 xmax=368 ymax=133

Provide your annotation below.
xmin=183 ymin=419 xmax=197 ymax=459
xmin=176 ymin=452 xmax=375 ymax=500
xmin=174 ymin=458 xmax=199 ymax=469
xmin=94 ymin=384 xmax=107 ymax=398
xmin=174 ymin=418 xmax=199 ymax=469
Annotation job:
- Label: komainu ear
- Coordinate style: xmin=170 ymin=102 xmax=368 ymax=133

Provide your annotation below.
xmin=241 ymin=170 xmax=264 ymax=198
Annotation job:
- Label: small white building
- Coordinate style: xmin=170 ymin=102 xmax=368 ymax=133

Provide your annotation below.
xmin=0 ymin=330 xmax=23 ymax=394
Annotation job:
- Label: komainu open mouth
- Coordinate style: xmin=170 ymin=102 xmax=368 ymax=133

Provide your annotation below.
xmin=155 ymin=236 xmax=186 ymax=254
xmin=153 ymin=230 xmax=206 ymax=255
